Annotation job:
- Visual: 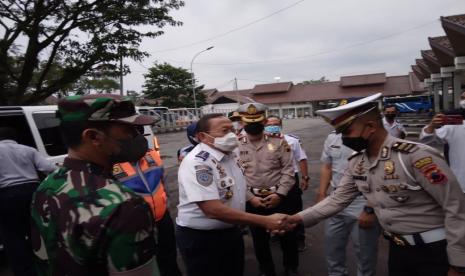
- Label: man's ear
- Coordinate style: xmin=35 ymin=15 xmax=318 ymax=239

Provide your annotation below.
xmin=82 ymin=129 xmax=104 ymax=146
xmin=197 ymin=132 xmax=207 ymax=143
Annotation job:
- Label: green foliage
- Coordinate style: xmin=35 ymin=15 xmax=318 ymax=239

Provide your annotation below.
xmin=0 ymin=0 xmax=184 ymax=105
xmin=142 ymin=62 xmax=206 ymax=108
xmin=301 ymin=76 xmax=330 ymax=85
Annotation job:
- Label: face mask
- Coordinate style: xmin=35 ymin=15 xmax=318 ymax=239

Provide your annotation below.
xmin=107 ymin=133 xmax=148 ymax=163
xmin=385 ymin=114 xmax=396 ymax=120
xmin=244 ymin=123 xmax=264 ymax=135
xmin=207 ymin=132 xmax=238 ymax=152
xmin=460 ymin=100 xmax=465 ymax=109
xmin=341 ymin=125 xmax=370 ymax=152
xmin=264 ymin=125 xmax=281 ymax=134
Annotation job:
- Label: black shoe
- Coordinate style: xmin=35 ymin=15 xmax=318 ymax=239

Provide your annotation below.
xmin=297 ymin=238 xmax=306 ymax=252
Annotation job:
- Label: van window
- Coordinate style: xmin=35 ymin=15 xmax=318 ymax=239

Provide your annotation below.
xmin=0 ymin=112 xmax=36 ymax=148
xmin=32 ymin=113 xmax=67 ymax=156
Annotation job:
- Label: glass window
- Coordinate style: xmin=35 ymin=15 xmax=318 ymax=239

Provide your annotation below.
xmin=0 ymin=113 xmax=36 ymax=148
xmin=32 ymin=112 xmax=67 ymax=156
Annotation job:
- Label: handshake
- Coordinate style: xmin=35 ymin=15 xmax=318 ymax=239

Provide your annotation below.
xmin=261 ymin=213 xmax=302 ymax=234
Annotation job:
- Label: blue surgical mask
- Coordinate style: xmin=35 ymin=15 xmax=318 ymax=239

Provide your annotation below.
xmin=264 ymin=125 xmax=281 ymax=134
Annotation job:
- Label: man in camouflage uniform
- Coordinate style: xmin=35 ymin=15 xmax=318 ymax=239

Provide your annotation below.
xmin=31 ymin=95 xmax=159 ymax=276
xmin=237 ymin=103 xmax=298 ymax=276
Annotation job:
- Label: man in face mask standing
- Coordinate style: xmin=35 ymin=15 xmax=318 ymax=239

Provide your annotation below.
xmin=176 ymin=113 xmax=290 ymax=276
xmin=419 ymin=91 xmax=465 ymax=194
xmin=237 ymin=103 xmax=298 ymax=276
xmin=383 ymin=104 xmax=406 ymax=139
xmin=288 ymin=93 xmax=465 ymax=276
xmin=31 ymin=95 xmax=159 ymax=276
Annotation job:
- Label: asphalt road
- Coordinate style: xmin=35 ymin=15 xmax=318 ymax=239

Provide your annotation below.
xmin=0 ymin=118 xmax=391 ymax=276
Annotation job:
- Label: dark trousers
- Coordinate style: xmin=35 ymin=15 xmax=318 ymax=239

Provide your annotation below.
xmin=155 ymin=212 xmax=181 ymax=276
xmin=176 ymin=225 xmax=244 ymax=276
xmin=0 ymin=183 xmax=38 ymax=276
xmin=246 ymin=187 xmax=300 ymax=276
xmin=291 ymin=174 xmax=305 ymax=240
xmin=388 ymin=239 xmax=449 ymax=276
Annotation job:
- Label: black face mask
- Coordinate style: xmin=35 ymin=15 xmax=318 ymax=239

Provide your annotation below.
xmin=342 ymin=136 xmax=369 ymax=152
xmin=244 ymin=123 xmax=264 ymax=135
xmin=110 ymin=134 xmax=148 ymax=163
xmin=385 ymin=114 xmax=396 ymax=120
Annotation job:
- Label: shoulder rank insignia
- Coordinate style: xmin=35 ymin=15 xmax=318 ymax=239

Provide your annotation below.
xmin=112 ymin=164 xmax=128 ymax=179
xmin=195 ymin=151 xmax=210 ymax=161
xmin=391 ymin=142 xmax=418 ymax=153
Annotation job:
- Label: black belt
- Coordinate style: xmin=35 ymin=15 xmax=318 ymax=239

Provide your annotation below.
xmin=176 ymin=224 xmax=238 ymax=234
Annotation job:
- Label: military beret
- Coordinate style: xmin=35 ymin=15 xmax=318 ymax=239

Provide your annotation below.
xmin=57 ymin=94 xmax=155 ymax=125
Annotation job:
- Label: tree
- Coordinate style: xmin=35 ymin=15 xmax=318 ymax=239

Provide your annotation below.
xmin=0 ymin=0 xmax=184 ymax=105
xmin=301 ymin=76 xmax=330 ymax=85
xmin=142 ymin=62 xmax=206 ymax=108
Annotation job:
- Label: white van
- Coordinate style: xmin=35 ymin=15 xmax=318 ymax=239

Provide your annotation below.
xmin=0 ymin=106 xmax=156 ymax=165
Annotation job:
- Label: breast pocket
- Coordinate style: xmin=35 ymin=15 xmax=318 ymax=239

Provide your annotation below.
xmin=329 ymin=146 xmax=342 ymax=159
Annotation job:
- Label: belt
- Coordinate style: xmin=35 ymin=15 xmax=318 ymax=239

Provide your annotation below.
xmin=250 ymin=185 xmax=278 ymax=197
xmin=383 ymin=228 xmax=445 ymax=246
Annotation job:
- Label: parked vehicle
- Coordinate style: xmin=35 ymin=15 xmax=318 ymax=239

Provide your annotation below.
xmin=383 ymin=95 xmax=432 ymax=113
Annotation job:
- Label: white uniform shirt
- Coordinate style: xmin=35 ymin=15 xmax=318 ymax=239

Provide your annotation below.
xmin=320 ymin=132 xmax=366 ymax=217
xmin=382 ymin=117 xmax=406 ymax=138
xmin=0 ymin=140 xmax=56 ymax=188
xmin=176 ymin=143 xmax=246 ymax=230
xmin=419 ymin=122 xmax=465 ymax=192
xmin=284 ymin=134 xmax=308 ymax=173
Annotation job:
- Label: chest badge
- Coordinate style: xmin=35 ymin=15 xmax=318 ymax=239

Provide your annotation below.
xmin=267 ymin=143 xmax=275 ymax=152
xmin=355 ymin=159 xmax=365 ymax=175
xmin=384 ymin=160 xmax=395 ymax=175
xmin=224 ymin=189 xmax=234 ymax=200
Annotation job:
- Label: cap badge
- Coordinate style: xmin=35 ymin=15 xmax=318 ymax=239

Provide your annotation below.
xmin=247 ymin=104 xmax=257 ymax=114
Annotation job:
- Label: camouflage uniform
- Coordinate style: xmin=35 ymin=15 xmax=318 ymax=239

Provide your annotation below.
xmin=30 ymin=95 xmax=158 ymax=276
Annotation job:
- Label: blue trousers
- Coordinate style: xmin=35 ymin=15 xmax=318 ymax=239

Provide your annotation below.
xmin=324 ymin=212 xmax=381 ymax=276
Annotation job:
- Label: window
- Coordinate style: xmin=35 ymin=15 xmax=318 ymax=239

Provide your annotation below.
xmin=32 ymin=112 xmax=67 ymax=156
xmin=0 ymin=112 xmax=36 ymax=148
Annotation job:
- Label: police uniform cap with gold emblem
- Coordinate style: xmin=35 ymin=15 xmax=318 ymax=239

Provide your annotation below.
xmin=316 ymin=93 xmax=381 ymax=133
xmin=238 ymin=102 xmax=267 ymax=123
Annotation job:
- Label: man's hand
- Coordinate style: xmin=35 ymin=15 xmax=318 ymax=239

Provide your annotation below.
xmin=358 ymin=210 xmax=376 ymax=229
xmin=315 ymin=193 xmax=327 ymax=203
xmin=425 ymin=113 xmax=445 ymax=133
xmin=249 ymin=196 xmax=266 ymax=208
xmin=262 ymin=213 xmax=288 ymax=233
xmin=300 ymin=178 xmax=309 ymax=191
xmin=263 ymin=193 xmax=281 ymax=209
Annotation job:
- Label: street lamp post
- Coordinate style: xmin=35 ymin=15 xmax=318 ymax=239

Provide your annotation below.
xmin=190 ymin=46 xmax=214 ymax=115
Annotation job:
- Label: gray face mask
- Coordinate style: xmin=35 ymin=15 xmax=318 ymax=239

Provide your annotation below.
xmin=108 ymin=133 xmax=148 ymax=163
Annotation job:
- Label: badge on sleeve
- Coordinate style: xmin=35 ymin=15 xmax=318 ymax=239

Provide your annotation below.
xmin=414 ymin=157 xmax=432 ymax=169
xmin=196 ymin=168 xmax=213 ymax=186
xmin=420 ymin=164 xmax=448 ymax=185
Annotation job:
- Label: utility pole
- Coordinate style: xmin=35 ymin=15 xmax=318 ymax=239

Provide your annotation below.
xmin=119 ymin=55 xmax=124 ymax=96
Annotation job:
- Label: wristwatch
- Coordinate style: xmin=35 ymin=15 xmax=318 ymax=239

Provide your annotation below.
xmin=363 ymin=206 xmax=375 ymax=214
xmin=451 ymin=265 xmax=465 ymax=273
xmin=301 ymin=175 xmax=310 ymax=181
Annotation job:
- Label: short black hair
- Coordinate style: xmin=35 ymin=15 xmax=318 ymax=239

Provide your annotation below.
xmin=0 ymin=127 xmax=18 ymax=141
xmin=266 ymin=115 xmax=282 ymax=124
xmin=59 ymin=121 xmax=110 ymax=149
xmin=384 ymin=104 xmax=396 ymax=110
xmin=196 ymin=113 xmax=224 ymax=133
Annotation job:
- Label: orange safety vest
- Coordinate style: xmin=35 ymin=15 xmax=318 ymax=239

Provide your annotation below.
xmin=113 ymin=145 xmax=167 ymax=221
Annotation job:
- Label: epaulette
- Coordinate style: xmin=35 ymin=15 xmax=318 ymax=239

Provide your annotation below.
xmin=195 ymin=151 xmax=210 ymax=161
xmin=391 ymin=142 xmax=418 ymax=154
xmin=348 ymin=151 xmax=363 ymax=161
xmin=286 ymin=133 xmax=300 ymax=140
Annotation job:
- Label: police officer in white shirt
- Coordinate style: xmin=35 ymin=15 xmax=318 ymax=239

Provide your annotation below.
xmin=176 ymin=113 xmax=290 ymax=276
xmin=419 ymin=91 xmax=465 ymax=193
xmin=264 ymin=115 xmax=309 ymax=252
xmin=0 ymin=127 xmax=56 ymax=276
xmin=383 ymin=105 xmax=406 ymax=139
xmin=317 ymin=131 xmax=380 ymax=276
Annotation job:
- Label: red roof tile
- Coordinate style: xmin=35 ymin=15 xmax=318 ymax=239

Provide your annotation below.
xmin=250 ymin=82 xmax=293 ymax=94
xmin=340 ymin=73 xmax=386 ymax=87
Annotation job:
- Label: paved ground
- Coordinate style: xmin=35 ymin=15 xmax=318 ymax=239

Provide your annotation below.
xmin=0 ymin=118 xmax=402 ymax=276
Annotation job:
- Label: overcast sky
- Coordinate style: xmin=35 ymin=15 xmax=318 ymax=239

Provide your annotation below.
xmin=125 ymin=0 xmax=465 ymax=93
